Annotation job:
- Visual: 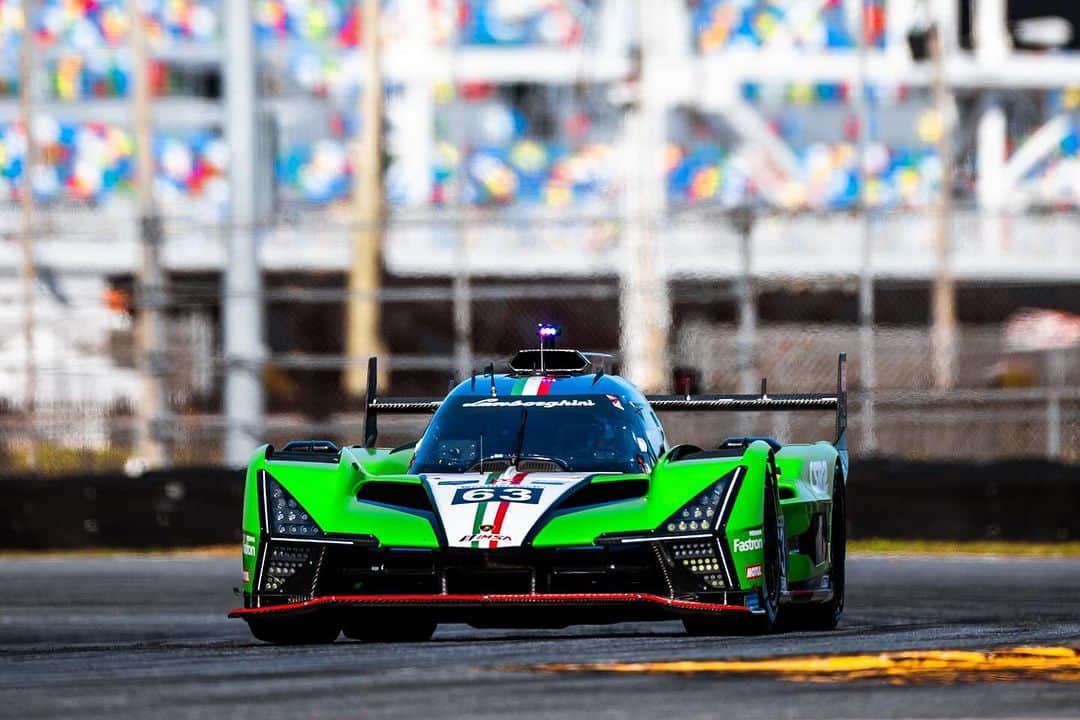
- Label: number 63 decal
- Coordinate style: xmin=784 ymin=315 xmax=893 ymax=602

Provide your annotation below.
xmin=452 ymin=487 xmax=542 ymax=505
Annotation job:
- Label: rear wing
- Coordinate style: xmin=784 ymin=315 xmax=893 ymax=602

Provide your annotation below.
xmin=363 ymin=357 xmax=442 ymax=449
xmin=361 ymin=353 xmax=848 ymax=451
xmin=646 ymin=353 xmax=848 ymax=448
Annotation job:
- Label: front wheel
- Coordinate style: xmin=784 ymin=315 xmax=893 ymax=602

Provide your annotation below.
xmin=247 ymin=616 xmax=340 ymax=645
xmin=784 ymin=472 xmax=846 ymax=631
xmin=683 ymin=466 xmax=785 ymax=636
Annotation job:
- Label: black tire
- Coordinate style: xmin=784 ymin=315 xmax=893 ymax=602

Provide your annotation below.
xmin=247 ymin=616 xmax=340 ymax=645
xmin=683 ymin=465 xmax=785 ymax=636
xmin=342 ymin=618 xmax=437 ymax=643
xmin=784 ymin=472 xmax=846 ymax=631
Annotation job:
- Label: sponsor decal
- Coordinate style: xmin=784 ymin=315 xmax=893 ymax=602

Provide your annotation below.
xmin=461 ymin=397 xmax=596 ymax=409
xmin=733 ymin=536 xmax=764 ymax=553
xmin=809 ymin=460 xmax=829 ymax=492
xmin=431 ymin=470 xmax=587 ymax=550
xmin=746 ymin=564 xmax=763 ymax=580
xmin=459 ymin=533 xmax=512 ymax=544
xmin=607 ymin=394 xmax=624 ymax=411
xmin=748 ymin=528 xmax=762 ymax=537
xmin=242 ymin=570 xmax=250 ymax=583
xmin=242 ymin=533 xmax=257 ymax=558
xmin=452 ymin=486 xmax=542 ymax=505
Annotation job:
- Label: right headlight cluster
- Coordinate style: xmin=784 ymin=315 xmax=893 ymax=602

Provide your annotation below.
xmin=659 ymin=473 xmax=734 ymax=535
xmin=266 ymin=476 xmax=323 ymax=538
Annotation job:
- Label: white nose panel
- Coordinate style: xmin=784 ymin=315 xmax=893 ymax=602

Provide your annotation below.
xmin=425 ymin=468 xmax=591 ymax=548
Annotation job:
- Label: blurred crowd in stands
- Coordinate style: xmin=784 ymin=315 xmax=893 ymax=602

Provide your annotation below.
xmin=0 ymin=0 xmax=1078 ymax=211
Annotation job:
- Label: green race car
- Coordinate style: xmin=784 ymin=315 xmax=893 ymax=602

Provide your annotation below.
xmin=230 ymin=328 xmax=849 ymax=644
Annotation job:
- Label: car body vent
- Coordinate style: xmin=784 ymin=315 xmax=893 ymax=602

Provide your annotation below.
xmin=357 ymin=481 xmax=433 ymax=512
xmin=508 ymin=349 xmax=591 ymax=375
xmin=465 ymin=459 xmax=564 ymax=473
xmin=558 ymin=479 xmax=648 ymax=510
xmin=268 ymin=440 xmax=341 ymax=464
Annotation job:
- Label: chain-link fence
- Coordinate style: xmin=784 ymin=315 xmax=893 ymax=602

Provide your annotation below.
xmin=1 ymin=208 xmax=1079 ymax=471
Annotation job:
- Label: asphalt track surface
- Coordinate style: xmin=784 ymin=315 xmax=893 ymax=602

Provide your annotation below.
xmin=2 ymin=554 xmax=1078 ymax=719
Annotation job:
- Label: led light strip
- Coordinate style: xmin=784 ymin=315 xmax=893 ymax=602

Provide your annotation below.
xmin=266 ymin=536 xmax=355 ymax=545
xmin=617 ymin=533 xmax=715 ymax=544
xmin=714 ymin=467 xmax=744 ymax=588
xmin=714 ymin=466 xmax=744 ymax=532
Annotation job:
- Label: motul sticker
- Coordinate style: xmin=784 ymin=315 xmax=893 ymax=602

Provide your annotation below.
xmin=242 ymin=570 xmax=250 ymax=583
xmin=746 ymin=564 xmax=763 ymax=580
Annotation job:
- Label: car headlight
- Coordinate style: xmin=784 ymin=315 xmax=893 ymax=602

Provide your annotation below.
xmin=266 ymin=477 xmax=323 ymax=538
xmin=660 ymin=479 xmax=727 ymax=534
xmin=263 ymin=545 xmax=313 ymax=592
xmin=658 ymin=467 xmax=741 ymax=535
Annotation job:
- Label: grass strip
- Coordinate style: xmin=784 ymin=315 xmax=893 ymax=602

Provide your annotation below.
xmin=849 ymin=538 xmax=1080 ymax=557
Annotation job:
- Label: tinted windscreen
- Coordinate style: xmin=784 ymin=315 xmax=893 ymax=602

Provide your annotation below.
xmin=410 ymin=395 xmax=651 ymax=474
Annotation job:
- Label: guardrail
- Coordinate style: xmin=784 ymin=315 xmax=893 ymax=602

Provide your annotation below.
xmin=0 ymin=458 xmax=1075 ymax=550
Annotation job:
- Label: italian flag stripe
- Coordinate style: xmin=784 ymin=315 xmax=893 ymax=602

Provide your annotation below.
xmin=512 ymin=376 xmax=555 ymax=396
xmin=469 ymin=471 xmax=502 ymax=549
xmin=488 ymin=472 xmax=527 ymax=549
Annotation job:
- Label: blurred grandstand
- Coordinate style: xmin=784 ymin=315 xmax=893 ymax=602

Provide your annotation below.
xmin=0 ymin=0 xmax=1078 ymax=470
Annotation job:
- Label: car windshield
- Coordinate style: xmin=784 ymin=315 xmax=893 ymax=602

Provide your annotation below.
xmin=410 ymin=394 xmax=652 ymax=474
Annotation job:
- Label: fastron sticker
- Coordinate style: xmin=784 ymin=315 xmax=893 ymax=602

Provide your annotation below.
xmin=733 ymin=536 xmax=764 ymax=553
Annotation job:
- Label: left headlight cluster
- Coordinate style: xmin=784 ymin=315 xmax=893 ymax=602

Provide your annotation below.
xmin=659 ymin=474 xmax=733 ymax=535
xmin=266 ymin=477 xmax=323 ymax=538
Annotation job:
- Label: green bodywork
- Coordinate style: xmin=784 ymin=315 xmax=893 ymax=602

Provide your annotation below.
xmin=240 ymin=437 xmax=842 ymax=597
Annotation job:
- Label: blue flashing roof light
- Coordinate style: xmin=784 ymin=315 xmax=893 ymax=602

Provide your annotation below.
xmin=537 ymin=322 xmax=561 ymax=351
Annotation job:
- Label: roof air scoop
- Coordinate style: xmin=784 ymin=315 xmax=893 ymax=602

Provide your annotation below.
xmin=508 ymin=349 xmax=592 ymax=375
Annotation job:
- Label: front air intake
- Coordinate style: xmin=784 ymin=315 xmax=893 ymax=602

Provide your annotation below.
xmin=557 ymin=479 xmax=648 ymax=510
xmin=357 ymin=481 xmax=433 ymax=512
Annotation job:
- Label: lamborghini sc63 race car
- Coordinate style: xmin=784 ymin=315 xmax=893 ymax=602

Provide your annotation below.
xmin=229 ymin=331 xmax=849 ymax=644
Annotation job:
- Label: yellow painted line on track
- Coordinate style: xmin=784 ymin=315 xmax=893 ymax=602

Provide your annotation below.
xmin=525 ymin=647 xmax=1080 ymax=685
